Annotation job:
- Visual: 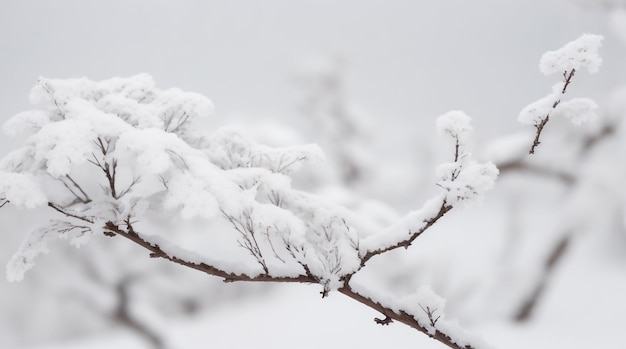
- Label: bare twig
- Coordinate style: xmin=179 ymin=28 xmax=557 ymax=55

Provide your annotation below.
xmin=419 ymin=304 xmax=442 ymax=327
xmin=529 ymin=116 xmax=551 ymax=155
xmin=116 ymin=176 xmax=141 ymax=199
xmin=276 ymin=155 xmax=308 ymax=173
xmin=169 ymin=111 xmax=190 ymax=133
xmin=40 ymin=80 xmax=66 ymax=119
xmin=223 ymin=210 xmax=269 ymax=274
xmin=264 ymin=227 xmax=287 ymax=264
xmin=60 ymin=175 xmax=91 ymax=204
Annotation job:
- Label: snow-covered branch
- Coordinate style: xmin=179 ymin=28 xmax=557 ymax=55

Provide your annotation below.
xmin=359 ymin=111 xmax=497 ymax=265
xmin=519 ymin=34 xmax=603 ymax=154
xmin=0 ymin=33 xmax=604 ymax=349
xmin=338 ymin=284 xmax=490 ymax=349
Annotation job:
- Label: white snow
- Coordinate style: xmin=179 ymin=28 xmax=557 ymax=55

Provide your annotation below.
xmin=0 ymin=172 xmax=47 ymax=209
xmin=436 ymin=110 xmax=474 ymax=144
xmin=539 ymin=34 xmax=603 ymax=75
xmin=517 ymin=84 xmax=560 ymax=126
xmin=553 ymin=98 xmax=598 ymax=125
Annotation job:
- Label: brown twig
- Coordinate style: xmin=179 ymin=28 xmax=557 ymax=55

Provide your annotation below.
xmin=103 ymin=221 xmax=314 ymax=284
xmin=47 ymin=202 xmax=94 ymax=224
xmin=99 ymin=220 xmax=481 ymax=349
xmin=529 ymin=69 xmax=576 ymax=155
xmin=339 ymin=286 xmax=476 ymax=349
xmin=359 ymin=200 xmax=453 ymax=267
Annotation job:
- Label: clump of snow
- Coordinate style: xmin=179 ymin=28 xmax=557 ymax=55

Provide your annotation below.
xmin=436 ymin=110 xmax=473 ymax=144
xmin=539 ymin=34 xmax=603 ymax=75
xmin=161 ymin=172 xmax=220 ymax=219
xmin=2 ymin=110 xmax=52 ymax=136
xmin=0 ymin=172 xmax=47 ymax=209
xmin=553 ymin=98 xmax=598 ymax=125
xmin=518 ymin=84 xmax=561 ymax=126
xmin=519 ymin=35 xmax=602 ymax=131
xmin=436 ymin=159 xmax=499 ymax=205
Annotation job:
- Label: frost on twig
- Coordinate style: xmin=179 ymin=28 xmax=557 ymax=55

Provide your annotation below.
xmin=6 ymin=221 xmax=93 ymax=282
xmin=519 ymin=33 xmax=603 ymax=154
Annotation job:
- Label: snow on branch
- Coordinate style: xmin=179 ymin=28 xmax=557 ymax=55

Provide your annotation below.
xmin=519 ymin=34 xmax=603 ymax=154
xmin=360 ymin=111 xmax=497 ymax=262
xmin=340 ymin=284 xmax=492 ymax=349
xmin=539 ymin=34 xmax=603 ymax=75
xmin=7 ymin=221 xmax=92 ymax=282
xmin=1 ymin=75 xmax=501 ymax=349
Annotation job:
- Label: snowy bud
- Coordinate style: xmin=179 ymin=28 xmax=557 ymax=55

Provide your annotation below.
xmin=436 ymin=111 xmax=473 ymax=144
xmin=539 ymin=34 xmax=603 ymax=75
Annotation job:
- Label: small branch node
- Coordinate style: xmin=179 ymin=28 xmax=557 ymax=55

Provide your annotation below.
xmin=374 ymin=315 xmax=394 ymax=326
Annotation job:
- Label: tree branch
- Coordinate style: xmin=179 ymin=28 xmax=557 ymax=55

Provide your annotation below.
xmin=338 ymin=286 xmax=477 ymax=349
xmin=100 ymin=220 xmax=481 ymax=349
xmin=359 ymin=200 xmax=453 ymax=266
xmin=103 ymin=221 xmax=315 ymax=284
xmin=529 ymin=69 xmax=576 ymax=154
xmin=47 ymin=202 xmax=94 ymax=224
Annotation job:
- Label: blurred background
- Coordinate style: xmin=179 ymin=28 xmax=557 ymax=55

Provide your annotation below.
xmin=1 ymin=0 xmax=626 ymax=348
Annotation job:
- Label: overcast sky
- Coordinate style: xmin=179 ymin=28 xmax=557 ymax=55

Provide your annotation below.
xmin=1 ymin=1 xmax=622 ymax=155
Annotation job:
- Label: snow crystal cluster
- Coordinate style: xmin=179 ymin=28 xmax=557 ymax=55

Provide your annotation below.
xmin=0 ymin=75 xmax=360 ymax=287
xmin=539 ymin=34 xmax=603 ymax=76
xmin=435 ymin=111 xmax=498 ymax=205
xmin=518 ymin=34 xmax=603 ymax=127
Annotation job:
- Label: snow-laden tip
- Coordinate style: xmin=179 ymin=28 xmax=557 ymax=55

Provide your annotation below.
xmin=539 ymin=34 xmax=603 ymax=75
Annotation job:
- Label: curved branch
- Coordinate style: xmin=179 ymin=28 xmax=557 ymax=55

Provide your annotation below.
xmin=338 ymin=286 xmax=478 ymax=349
xmin=101 ymin=220 xmax=482 ymax=349
xmin=103 ymin=221 xmax=316 ymax=284
xmin=360 ymin=200 xmax=452 ymax=267
xmin=529 ymin=69 xmax=576 ymax=154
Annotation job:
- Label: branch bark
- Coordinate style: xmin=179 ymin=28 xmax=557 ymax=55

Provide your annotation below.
xmin=338 ymin=286 xmax=475 ymax=349
xmin=100 ymin=220 xmax=481 ymax=349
